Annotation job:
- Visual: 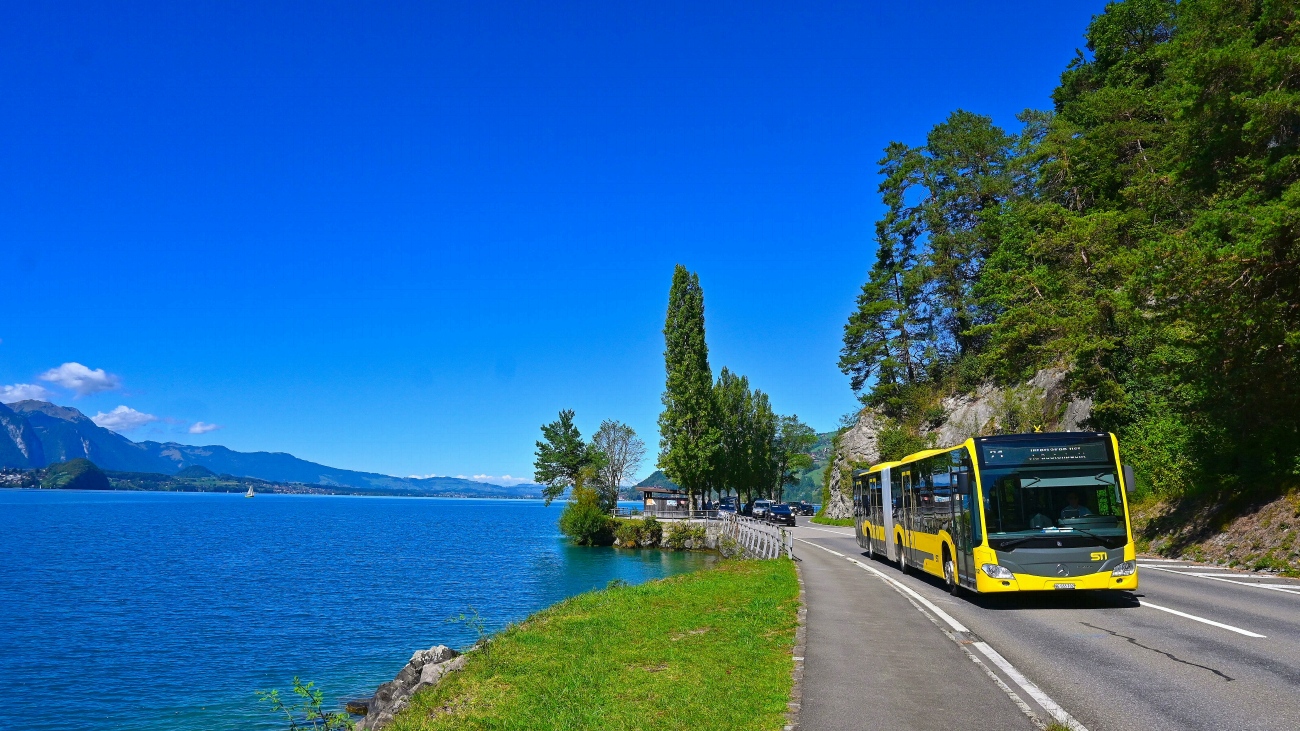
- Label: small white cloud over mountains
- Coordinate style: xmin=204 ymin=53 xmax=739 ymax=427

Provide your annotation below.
xmin=189 ymin=421 xmax=221 ymax=434
xmin=92 ymin=405 xmax=158 ymax=432
xmin=40 ymin=362 xmax=121 ymax=397
xmin=470 ymin=474 xmax=532 ymax=485
xmin=0 ymin=383 xmax=52 ymax=403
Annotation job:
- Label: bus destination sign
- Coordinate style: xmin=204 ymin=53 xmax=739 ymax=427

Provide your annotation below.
xmin=981 ymin=441 xmax=1109 ymax=466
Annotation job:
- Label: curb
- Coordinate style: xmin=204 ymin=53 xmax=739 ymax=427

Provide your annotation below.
xmin=785 ymin=559 xmax=807 ymax=731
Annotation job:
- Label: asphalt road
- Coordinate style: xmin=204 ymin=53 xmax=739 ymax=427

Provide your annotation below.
xmin=791 ymin=518 xmax=1300 ymax=731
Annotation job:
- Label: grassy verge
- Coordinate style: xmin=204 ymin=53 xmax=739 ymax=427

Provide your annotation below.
xmin=811 ymin=515 xmax=854 ymax=527
xmin=391 ymin=559 xmax=800 ymax=731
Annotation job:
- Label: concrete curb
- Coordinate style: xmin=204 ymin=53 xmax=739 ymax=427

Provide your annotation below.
xmin=786 ymin=558 xmax=807 ymax=731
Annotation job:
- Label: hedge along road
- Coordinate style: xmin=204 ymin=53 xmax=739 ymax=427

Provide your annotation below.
xmin=791 ymin=518 xmax=1300 ymax=731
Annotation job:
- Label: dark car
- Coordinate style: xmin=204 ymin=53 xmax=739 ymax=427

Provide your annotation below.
xmin=767 ymin=503 xmax=796 ymax=526
xmin=795 ymin=501 xmax=815 ymax=516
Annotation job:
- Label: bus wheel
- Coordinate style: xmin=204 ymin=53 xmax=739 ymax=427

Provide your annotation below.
xmin=944 ymin=555 xmax=959 ymax=596
xmin=897 ymin=541 xmax=907 ymax=575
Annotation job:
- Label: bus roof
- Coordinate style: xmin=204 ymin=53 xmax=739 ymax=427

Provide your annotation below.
xmin=852 ymin=461 xmax=899 ymax=476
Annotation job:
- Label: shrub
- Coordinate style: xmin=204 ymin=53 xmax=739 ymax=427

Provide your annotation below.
xmin=663 ymin=522 xmax=707 ymax=550
xmin=613 ymin=516 xmax=663 ymax=548
xmin=559 ymin=487 xmax=615 ymax=546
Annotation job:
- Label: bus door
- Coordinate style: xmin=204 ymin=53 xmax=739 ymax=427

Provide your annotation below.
xmin=899 ymin=469 xmax=914 ymax=564
xmin=880 ymin=466 xmax=896 ymax=561
xmin=950 ymin=459 xmax=976 ymax=588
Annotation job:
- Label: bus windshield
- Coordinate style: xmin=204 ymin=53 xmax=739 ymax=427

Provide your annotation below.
xmin=976 ymin=435 xmax=1128 ymax=549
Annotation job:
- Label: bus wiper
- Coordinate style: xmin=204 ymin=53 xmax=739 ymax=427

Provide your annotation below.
xmin=1065 ymin=526 xmax=1113 ymax=546
xmin=994 ymin=527 xmax=1113 ymax=551
xmin=994 ymin=535 xmax=1042 ymax=550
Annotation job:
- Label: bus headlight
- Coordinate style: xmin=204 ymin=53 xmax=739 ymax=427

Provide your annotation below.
xmin=981 ymin=563 xmax=1014 ymax=579
xmin=1111 ymin=560 xmax=1136 ymax=577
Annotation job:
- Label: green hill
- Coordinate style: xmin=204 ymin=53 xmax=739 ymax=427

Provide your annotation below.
xmin=41 ymin=459 xmax=111 ymax=491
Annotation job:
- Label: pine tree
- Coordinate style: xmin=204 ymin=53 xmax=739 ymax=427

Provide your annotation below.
xmin=657 ymin=265 xmax=719 ymax=510
xmin=840 ymin=142 xmax=934 ymax=418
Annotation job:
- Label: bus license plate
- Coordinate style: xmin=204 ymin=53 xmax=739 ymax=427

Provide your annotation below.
xmin=1054 ymin=583 xmax=1076 ymax=590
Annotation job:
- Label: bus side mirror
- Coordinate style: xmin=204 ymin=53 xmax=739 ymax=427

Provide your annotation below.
xmin=955 ymin=473 xmax=971 ymax=495
xmin=1123 ymin=464 xmax=1136 ymax=494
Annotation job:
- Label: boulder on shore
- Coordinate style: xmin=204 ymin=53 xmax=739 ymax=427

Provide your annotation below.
xmin=355 ymin=645 xmax=463 ymax=730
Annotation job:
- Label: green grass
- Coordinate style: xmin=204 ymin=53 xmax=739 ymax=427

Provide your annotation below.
xmin=811 ymin=515 xmax=854 ymax=527
xmin=391 ymin=559 xmax=800 ymax=731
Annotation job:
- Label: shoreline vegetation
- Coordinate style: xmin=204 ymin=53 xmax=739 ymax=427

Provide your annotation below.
xmin=381 ymin=559 xmax=799 ymax=730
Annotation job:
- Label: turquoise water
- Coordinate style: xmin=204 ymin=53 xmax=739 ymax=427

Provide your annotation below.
xmin=0 ymin=491 xmax=712 ymax=730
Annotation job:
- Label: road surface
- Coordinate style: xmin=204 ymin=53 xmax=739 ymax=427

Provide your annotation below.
xmin=791 ymin=517 xmax=1300 ymax=731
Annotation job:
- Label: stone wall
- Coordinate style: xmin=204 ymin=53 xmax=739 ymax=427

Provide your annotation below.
xmin=822 ymin=368 xmax=1093 ymax=520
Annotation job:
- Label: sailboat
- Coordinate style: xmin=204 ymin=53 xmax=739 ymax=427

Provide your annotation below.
xmin=245 ymin=486 xmax=255 ymax=498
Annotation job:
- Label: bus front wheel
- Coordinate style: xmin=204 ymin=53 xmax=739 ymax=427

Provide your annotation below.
xmin=897 ymin=541 xmax=907 ymax=575
xmin=944 ymin=554 xmax=959 ymax=596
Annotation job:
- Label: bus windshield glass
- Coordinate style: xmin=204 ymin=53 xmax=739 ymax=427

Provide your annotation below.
xmin=976 ymin=436 xmax=1127 ymax=548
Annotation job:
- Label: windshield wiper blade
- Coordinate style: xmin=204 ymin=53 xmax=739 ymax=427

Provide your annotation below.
xmin=993 ymin=535 xmax=1041 ymax=550
xmin=1064 ymin=526 xmax=1114 ymax=546
xmin=994 ymin=527 xmax=1115 ymax=551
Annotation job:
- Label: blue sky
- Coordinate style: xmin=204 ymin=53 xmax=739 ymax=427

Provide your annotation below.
xmin=0 ymin=1 xmax=1106 ymax=483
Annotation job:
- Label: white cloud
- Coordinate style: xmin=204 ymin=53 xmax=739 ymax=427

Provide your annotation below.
xmin=91 ymin=405 xmax=158 ymax=432
xmin=407 ymin=473 xmax=533 ymax=486
xmin=39 ymin=362 xmax=121 ymax=397
xmin=188 ymin=421 xmax=221 ymax=434
xmin=472 ymin=474 xmax=533 ymax=486
xmin=0 ymin=383 xmax=52 ymax=403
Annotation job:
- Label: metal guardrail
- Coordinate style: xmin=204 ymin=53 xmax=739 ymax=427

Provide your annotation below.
xmin=717 ymin=513 xmax=794 ymax=560
xmin=608 ymin=508 xmax=794 ymax=560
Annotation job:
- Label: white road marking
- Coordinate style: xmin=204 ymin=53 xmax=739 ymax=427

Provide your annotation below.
xmin=972 ymin=641 xmax=1088 ymax=731
xmin=794 ymin=538 xmax=1089 ymax=731
xmin=1144 ymin=565 xmax=1300 ymax=595
xmin=798 ymin=525 xmax=855 ymax=536
xmin=1138 ymin=600 xmax=1266 ymax=638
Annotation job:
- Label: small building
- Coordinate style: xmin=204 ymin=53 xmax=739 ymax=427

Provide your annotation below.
xmin=637 ymin=486 xmax=688 ymax=513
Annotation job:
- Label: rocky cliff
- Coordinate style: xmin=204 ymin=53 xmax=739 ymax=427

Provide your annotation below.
xmin=822 ymin=369 xmax=1093 ymax=519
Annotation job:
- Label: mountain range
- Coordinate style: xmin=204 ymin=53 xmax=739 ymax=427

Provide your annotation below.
xmin=0 ymin=400 xmax=539 ymax=497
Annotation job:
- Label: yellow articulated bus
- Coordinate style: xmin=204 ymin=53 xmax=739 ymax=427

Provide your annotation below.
xmin=852 ymin=432 xmax=1138 ymax=595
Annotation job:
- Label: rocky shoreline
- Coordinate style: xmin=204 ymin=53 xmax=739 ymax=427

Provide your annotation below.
xmin=350 ymin=645 xmax=467 ymax=730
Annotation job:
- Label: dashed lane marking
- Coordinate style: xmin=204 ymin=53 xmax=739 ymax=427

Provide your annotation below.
xmin=1138 ymin=600 xmax=1267 ymax=638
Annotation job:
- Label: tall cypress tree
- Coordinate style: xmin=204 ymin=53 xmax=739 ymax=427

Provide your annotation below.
xmin=657 ymin=265 xmax=719 ymax=508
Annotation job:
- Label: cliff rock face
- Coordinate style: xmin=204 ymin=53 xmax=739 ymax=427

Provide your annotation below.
xmin=822 ymin=369 xmax=1093 ymax=520
xmin=0 ymin=402 xmax=44 ymax=469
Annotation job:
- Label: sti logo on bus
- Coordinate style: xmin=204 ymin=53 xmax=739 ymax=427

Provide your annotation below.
xmin=1091 ymin=551 xmax=1107 ymax=561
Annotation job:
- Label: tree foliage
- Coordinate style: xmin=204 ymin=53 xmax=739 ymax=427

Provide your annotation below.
xmin=590 ymin=420 xmax=646 ymax=511
xmin=842 ymin=0 xmax=1300 ymax=498
xmin=658 ymin=265 xmax=720 ymax=506
xmin=533 ymin=410 xmax=599 ymax=505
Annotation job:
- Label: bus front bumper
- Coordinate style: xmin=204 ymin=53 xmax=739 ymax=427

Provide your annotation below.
xmin=975 ymin=569 xmax=1138 ymax=593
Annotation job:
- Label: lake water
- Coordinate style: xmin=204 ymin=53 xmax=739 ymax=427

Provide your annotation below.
xmin=0 ymin=491 xmax=713 ymax=731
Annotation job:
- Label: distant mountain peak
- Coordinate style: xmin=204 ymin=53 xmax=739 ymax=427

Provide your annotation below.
xmin=7 ymin=400 xmax=93 ymax=423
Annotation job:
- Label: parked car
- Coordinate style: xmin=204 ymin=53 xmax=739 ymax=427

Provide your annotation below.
xmin=767 ymin=503 xmax=796 ymax=526
xmin=795 ymin=501 xmax=815 ymax=516
xmin=751 ymin=499 xmax=773 ymax=519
